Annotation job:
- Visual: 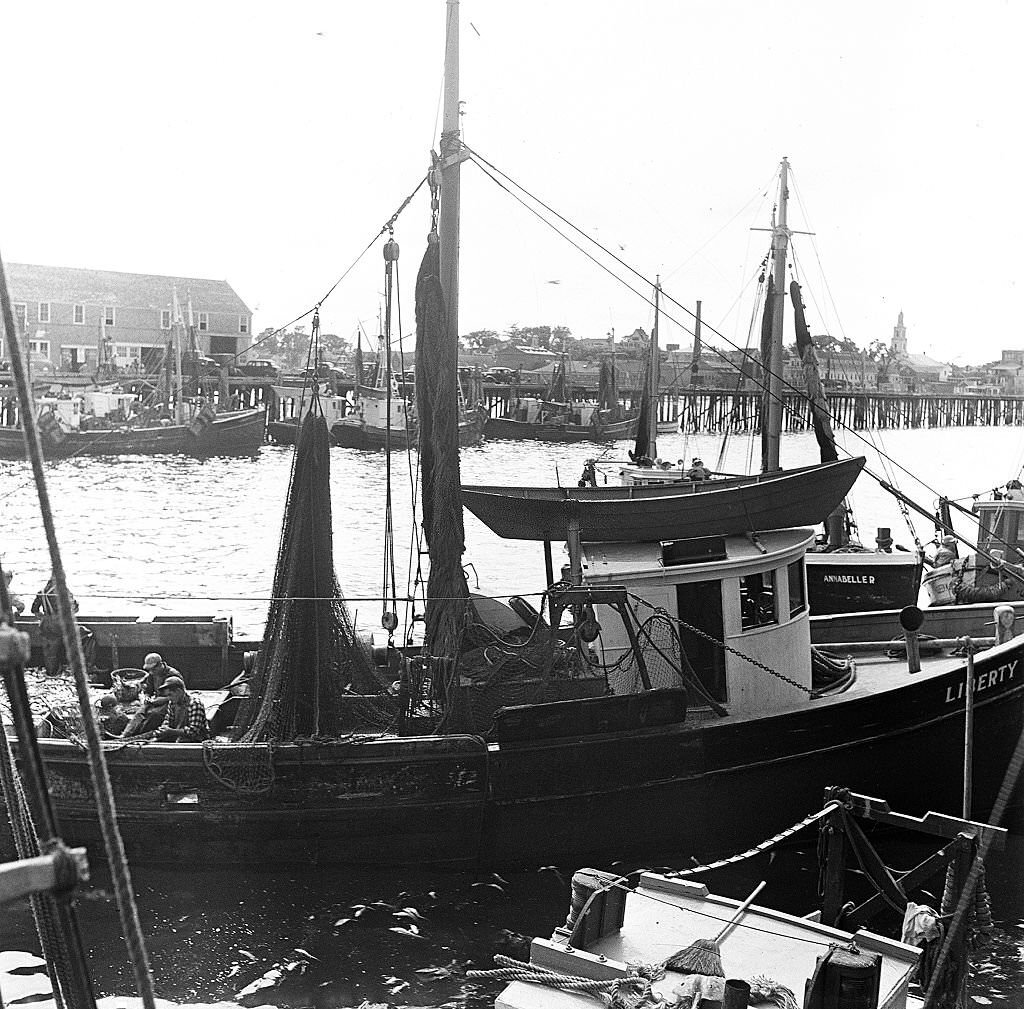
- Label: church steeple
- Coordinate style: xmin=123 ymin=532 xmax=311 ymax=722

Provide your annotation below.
xmin=891 ymin=310 xmax=908 ymax=357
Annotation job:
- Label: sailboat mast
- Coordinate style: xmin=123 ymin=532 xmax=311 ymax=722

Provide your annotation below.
xmin=438 ymin=0 xmax=461 ymax=340
xmin=763 ymin=157 xmax=790 ymax=473
xmin=647 ymin=277 xmax=661 ymax=460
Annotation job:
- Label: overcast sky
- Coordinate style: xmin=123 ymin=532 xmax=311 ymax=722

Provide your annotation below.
xmin=4 ymin=1 xmax=1021 ymax=365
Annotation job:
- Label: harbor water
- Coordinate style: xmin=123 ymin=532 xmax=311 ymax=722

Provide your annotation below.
xmin=1 ymin=424 xmax=1022 ymax=1006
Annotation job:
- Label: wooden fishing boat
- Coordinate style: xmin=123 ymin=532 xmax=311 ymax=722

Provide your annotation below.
xmin=462 ymin=456 xmax=864 ymax=542
xmin=0 ymin=406 xmax=265 ymax=459
xmin=21 ymin=523 xmax=1024 ymax=866
xmin=491 ymin=870 xmax=923 ymax=1009
xmin=8 ymin=4 xmax=1023 ymax=874
xmin=483 ymin=411 xmax=637 ymax=443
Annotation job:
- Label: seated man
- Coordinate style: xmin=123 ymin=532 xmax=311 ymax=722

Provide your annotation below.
xmin=685 ymin=457 xmax=710 ymax=481
xmin=153 ymin=675 xmax=210 ymax=742
xmin=117 ymin=652 xmax=183 ymax=738
xmin=3 ymin=569 xmax=25 ymax=617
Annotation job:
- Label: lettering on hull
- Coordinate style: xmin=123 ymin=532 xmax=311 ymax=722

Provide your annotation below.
xmin=944 ymin=659 xmax=1019 ymax=703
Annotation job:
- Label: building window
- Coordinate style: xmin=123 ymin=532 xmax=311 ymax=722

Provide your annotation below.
xmin=38 ymin=302 xmax=50 ymax=323
xmin=13 ymin=303 xmax=26 ymax=333
xmin=788 ymin=559 xmax=806 ymax=618
xmin=29 ymin=340 xmax=51 ymax=358
xmin=198 ymin=312 xmax=209 ymax=332
xmin=73 ymin=304 xmax=85 ymax=325
xmin=740 ymin=570 xmax=777 ymax=630
xmin=161 ymin=310 xmax=171 ymax=330
xmin=104 ymin=306 xmax=116 ymax=327
xmin=239 ymin=315 xmax=249 ymax=334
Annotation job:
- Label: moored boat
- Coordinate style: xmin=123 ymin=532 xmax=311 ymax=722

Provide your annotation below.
xmin=0 ymin=404 xmax=265 ymax=458
xmin=463 ymin=457 xmax=864 ymax=542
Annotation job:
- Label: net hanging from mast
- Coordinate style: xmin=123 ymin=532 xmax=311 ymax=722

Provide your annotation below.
xmin=231 ymin=389 xmax=383 ymax=743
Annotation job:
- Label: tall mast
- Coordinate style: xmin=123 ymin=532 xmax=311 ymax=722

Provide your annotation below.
xmin=763 ymin=157 xmax=790 ymax=473
xmin=647 ymin=277 xmax=661 ymax=460
xmin=438 ymin=0 xmax=461 ymax=344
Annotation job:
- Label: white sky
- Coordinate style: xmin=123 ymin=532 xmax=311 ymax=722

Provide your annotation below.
xmin=3 ymin=1 xmax=1021 ymax=365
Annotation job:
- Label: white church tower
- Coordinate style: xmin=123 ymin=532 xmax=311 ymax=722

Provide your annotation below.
xmin=891 ymin=311 xmax=908 ymax=357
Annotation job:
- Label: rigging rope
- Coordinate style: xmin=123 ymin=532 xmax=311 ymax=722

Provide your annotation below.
xmin=0 ymin=253 xmax=157 ymax=1009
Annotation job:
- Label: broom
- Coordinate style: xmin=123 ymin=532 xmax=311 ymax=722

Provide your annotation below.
xmin=664 ymin=880 xmax=767 ymax=976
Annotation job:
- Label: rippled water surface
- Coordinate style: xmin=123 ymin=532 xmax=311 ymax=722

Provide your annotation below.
xmin=1 ymin=425 xmax=1022 ymax=1006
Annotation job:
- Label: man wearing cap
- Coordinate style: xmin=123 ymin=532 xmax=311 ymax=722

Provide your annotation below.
xmin=685 ymin=457 xmax=710 ymax=481
xmin=153 ymin=675 xmax=209 ymax=742
xmin=115 ymin=653 xmax=183 ymax=739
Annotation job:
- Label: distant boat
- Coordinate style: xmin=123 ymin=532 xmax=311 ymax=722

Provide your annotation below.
xmin=0 ymin=297 xmax=265 ymax=459
xmin=463 ymin=456 xmax=864 ymax=542
xmin=0 ymin=402 xmax=264 ymax=459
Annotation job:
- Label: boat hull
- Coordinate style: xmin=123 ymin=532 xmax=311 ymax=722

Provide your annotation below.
xmin=0 ymin=409 xmax=265 ymax=458
xmin=463 ymin=457 xmax=866 ymax=541
xmin=26 ymin=641 xmax=1024 ymax=867
xmin=805 ymin=549 xmax=924 ymax=615
xmin=330 ymin=414 xmax=484 ymax=450
xmin=483 ymin=415 xmax=637 ymax=443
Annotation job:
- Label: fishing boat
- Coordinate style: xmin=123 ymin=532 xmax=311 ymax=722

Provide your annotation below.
xmin=462 ymin=457 xmax=864 ymax=543
xmin=0 ymin=400 xmax=264 ymax=458
xmin=6 ymin=1 xmax=1023 ymax=870
xmin=486 ymin=789 xmax=1004 ymax=1009
xmin=484 ymin=356 xmax=637 ymax=443
xmin=0 ymin=299 xmax=264 ymax=459
xmin=267 ymin=382 xmax=350 ymax=446
xmin=331 ymin=328 xmax=484 ymax=449
xmin=604 ymin=166 xmax=923 ymax=616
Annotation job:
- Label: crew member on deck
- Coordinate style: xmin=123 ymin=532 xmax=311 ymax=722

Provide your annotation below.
xmin=153 ymin=675 xmax=210 ymax=742
xmin=685 ymin=457 xmax=710 ymax=481
xmin=31 ymin=574 xmax=90 ymax=676
xmin=3 ymin=570 xmax=25 ymax=617
xmin=116 ymin=653 xmax=183 ymax=738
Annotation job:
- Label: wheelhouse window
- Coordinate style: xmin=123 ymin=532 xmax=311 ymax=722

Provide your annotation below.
xmin=239 ymin=315 xmax=249 ymax=334
xmin=740 ymin=570 xmax=777 ymax=630
xmin=73 ymin=304 xmax=85 ymax=325
xmin=161 ymin=310 xmax=172 ymax=329
xmin=198 ymin=312 xmax=209 ymax=331
xmin=788 ymin=559 xmax=806 ymax=617
xmin=104 ymin=306 xmax=116 ymax=327
xmin=38 ymin=302 xmax=50 ymax=323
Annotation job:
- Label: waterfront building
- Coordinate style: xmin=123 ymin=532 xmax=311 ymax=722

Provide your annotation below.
xmin=1 ymin=263 xmax=253 ymax=374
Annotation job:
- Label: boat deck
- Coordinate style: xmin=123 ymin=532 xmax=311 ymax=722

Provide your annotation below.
xmin=498 ymin=873 xmax=921 ymax=1009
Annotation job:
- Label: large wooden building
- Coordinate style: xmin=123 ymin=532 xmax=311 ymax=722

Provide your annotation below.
xmin=1 ymin=263 xmax=253 ymax=373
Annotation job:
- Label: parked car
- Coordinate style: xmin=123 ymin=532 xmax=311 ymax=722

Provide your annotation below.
xmin=231 ymin=359 xmax=280 ymax=380
xmin=303 ymin=362 xmax=349 ymax=382
xmin=182 ymin=353 xmax=222 ymax=376
xmin=483 ymin=367 xmax=515 ymax=384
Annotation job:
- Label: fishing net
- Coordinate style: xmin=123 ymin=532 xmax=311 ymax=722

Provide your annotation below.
xmin=602 ymin=611 xmax=687 ymax=695
xmin=230 ymin=405 xmax=393 ymax=743
xmin=415 ymin=235 xmax=470 ymax=665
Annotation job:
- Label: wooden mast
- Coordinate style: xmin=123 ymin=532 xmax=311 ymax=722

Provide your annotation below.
xmin=439 ymin=0 xmax=461 ymax=343
xmin=647 ymin=277 xmax=661 ymax=460
xmin=763 ymin=157 xmax=790 ymax=473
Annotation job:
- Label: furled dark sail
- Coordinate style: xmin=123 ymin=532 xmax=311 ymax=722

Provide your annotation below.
xmin=759 ymin=275 xmax=774 ymax=463
xmin=629 ymin=355 xmax=653 ymax=463
xmin=415 ymin=236 xmax=469 ymax=661
xmin=549 ymin=358 xmax=569 ymax=404
xmin=232 ymin=401 xmax=377 ymax=742
xmin=790 ymin=280 xmax=838 ymax=463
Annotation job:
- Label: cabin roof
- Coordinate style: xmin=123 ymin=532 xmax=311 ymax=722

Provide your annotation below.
xmin=581 ymin=528 xmax=814 ymax=581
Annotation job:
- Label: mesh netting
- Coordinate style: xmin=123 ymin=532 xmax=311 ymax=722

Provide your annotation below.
xmin=231 ymin=406 xmax=392 ymax=742
xmin=604 ymin=612 xmax=687 ymax=695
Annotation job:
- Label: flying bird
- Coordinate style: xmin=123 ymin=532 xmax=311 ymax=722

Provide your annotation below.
xmin=546 ymin=280 xmax=561 ymax=285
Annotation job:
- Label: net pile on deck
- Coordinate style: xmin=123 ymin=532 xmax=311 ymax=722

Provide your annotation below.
xmin=231 ymin=407 xmax=390 ymax=742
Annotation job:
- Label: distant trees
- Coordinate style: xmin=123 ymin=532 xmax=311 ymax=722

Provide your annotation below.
xmin=253 ymin=326 xmax=352 ymax=370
